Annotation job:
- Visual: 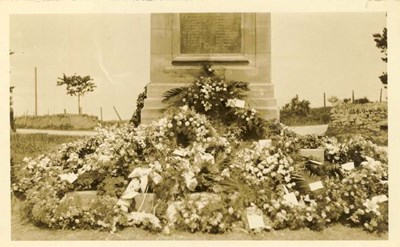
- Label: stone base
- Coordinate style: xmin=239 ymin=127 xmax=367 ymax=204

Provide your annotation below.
xmin=299 ymin=149 xmax=325 ymax=163
xmin=141 ymin=82 xmax=278 ymax=124
xmin=132 ymin=193 xmax=156 ymax=213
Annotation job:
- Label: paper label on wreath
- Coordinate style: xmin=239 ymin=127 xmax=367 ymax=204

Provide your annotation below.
xmin=247 ymin=212 xmax=265 ymax=229
xmin=258 ymin=139 xmax=272 ymax=148
xmin=59 ymin=173 xmax=78 ymax=184
xmin=128 ymin=167 xmax=150 ymax=178
xmin=173 ymin=149 xmax=187 ymax=157
xmin=309 ymin=160 xmax=322 ymax=165
xmin=309 ymin=181 xmax=324 ymax=191
xmin=234 ymin=99 xmax=245 ymax=108
xmin=372 ymin=195 xmax=388 ymax=203
xmin=341 ymin=162 xmax=355 ymax=171
xmin=283 ymin=192 xmax=299 ymax=205
xmin=122 ymin=179 xmax=140 ymax=199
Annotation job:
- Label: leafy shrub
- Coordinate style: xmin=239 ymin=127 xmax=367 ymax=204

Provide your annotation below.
xmin=281 ymin=95 xmax=311 ymax=117
xmin=354 ymin=97 xmax=370 ymax=104
xmin=280 ymin=107 xmax=331 ymax=126
xmin=130 ymin=86 xmax=147 ymax=127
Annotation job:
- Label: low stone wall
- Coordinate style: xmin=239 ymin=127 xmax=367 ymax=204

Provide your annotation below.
xmin=327 ymin=102 xmax=387 ymax=145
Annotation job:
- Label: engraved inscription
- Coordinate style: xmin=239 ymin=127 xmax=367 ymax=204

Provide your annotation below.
xmin=180 ymin=13 xmax=242 ymax=54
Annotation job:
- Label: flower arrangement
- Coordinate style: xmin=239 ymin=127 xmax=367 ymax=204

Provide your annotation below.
xmin=12 ymin=72 xmax=388 ymax=234
xmin=162 ymin=64 xmax=271 ymax=140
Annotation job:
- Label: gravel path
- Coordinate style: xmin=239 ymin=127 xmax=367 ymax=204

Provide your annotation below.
xmin=16 ymin=125 xmax=329 ymax=137
xmin=16 ymin=128 xmax=96 ymax=136
xmin=288 ymin=124 xmax=329 ymax=136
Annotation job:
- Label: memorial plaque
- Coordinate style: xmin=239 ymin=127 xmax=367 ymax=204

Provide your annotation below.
xmin=180 ymin=13 xmax=242 ymax=54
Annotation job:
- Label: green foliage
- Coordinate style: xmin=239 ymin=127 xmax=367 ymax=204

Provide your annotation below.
xmin=57 ymin=74 xmax=96 ymax=97
xmin=130 ymin=86 xmax=147 ymax=127
xmin=373 ymin=27 xmax=387 ymax=88
xmin=353 ymin=97 xmax=370 ymax=104
xmin=10 ymin=86 xmax=16 ymax=131
xmin=10 ymin=134 xmax=82 ymax=164
xmin=163 ymin=64 xmax=271 ymax=140
xmin=281 ymin=95 xmax=311 ymax=116
xmin=97 ymin=176 xmax=128 ymax=198
xmin=280 ymin=107 xmax=331 ymax=126
xmin=57 ymin=74 xmax=96 ymax=113
xmin=373 ymin=27 xmax=387 ymax=63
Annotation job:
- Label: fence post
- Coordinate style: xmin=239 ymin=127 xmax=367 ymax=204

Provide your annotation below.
xmin=380 ymin=89 xmax=382 ymax=103
xmin=352 ymin=90 xmax=355 ymax=103
xmin=323 ymin=92 xmax=326 ymax=108
xmin=100 ymin=107 xmax=103 ymax=121
xmin=113 ymin=106 xmax=122 ymax=121
xmin=24 ymin=111 xmax=28 ymax=127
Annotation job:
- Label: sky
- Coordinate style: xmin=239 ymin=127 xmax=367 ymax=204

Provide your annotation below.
xmin=10 ymin=13 xmax=387 ymax=120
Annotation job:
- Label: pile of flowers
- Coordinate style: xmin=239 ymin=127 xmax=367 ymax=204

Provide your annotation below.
xmin=11 ymin=66 xmax=388 ymax=235
xmin=12 ymin=105 xmax=388 ymax=234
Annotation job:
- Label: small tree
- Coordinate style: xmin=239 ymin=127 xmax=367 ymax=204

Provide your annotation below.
xmin=327 ymin=96 xmax=340 ymax=106
xmin=57 ymin=74 xmax=96 ymax=114
xmin=373 ymin=27 xmax=387 ymax=88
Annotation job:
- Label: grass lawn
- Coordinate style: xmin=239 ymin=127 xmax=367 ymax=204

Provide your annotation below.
xmin=11 ymin=197 xmax=386 ymax=241
xmin=11 ymin=133 xmax=83 ymax=164
xmin=9 ymin=133 xmax=388 ymax=241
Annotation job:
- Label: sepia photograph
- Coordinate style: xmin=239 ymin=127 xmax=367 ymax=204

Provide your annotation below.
xmin=6 ymin=5 xmax=394 ymax=243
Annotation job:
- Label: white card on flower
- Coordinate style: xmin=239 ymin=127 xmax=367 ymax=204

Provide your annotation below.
xmin=258 ymin=139 xmax=272 ymax=148
xmin=341 ymin=162 xmax=355 ymax=171
xmin=173 ymin=149 xmax=187 ymax=157
xmin=234 ymin=99 xmax=245 ymax=108
xmin=309 ymin=181 xmax=324 ymax=191
xmin=283 ymin=192 xmax=299 ymax=205
xmin=59 ymin=173 xmax=78 ymax=183
xmin=121 ymin=191 xmax=139 ymax=200
xmin=309 ymin=160 xmax=322 ymax=165
xmin=180 ymin=105 xmax=189 ymax=111
xmin=247 ymin=213 xmax=265 ymax=229
xmin=122 ymin=179 xmax=140 ymax=199
xmin=372 ymin=195 xmax=388 ymax=203
xmin=151 ymin=172 xmax=163 ymax=185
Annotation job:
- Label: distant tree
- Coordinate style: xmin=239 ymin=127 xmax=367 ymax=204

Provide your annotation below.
xmin=354 ymin=97 xmax=370 ymax=104
xmin=373 ymin=27 xmax=387 ymax=88
xmin=10 ymin=51 xmax=16 ymax=132
xmin=57 ymin=74 xmax=96 ymax=114
xmin=327 ymin=96 xmax=340 ymax=106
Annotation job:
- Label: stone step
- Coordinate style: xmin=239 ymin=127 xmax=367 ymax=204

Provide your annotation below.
xmin=140 ymin=106 xmax=278 ymax=124
xmin=143 ymin=97 xmax=277 ymax=109
xmin=146 ymin=82 xmax=275 ymax=98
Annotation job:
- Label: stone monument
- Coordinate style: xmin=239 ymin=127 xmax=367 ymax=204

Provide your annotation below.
xmin=141 ymin=13 xmax=278 ymax=124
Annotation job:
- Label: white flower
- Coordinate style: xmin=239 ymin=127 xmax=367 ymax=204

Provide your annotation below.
xmin=363 ymin=198 xmax=380 ymax=213
xmin=221 ymin=168 xmax=230 ymax=177
xmin=98 ymin=154 xmax=111 ymax=163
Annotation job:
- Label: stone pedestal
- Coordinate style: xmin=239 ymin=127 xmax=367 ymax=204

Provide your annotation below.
xmin=141 ymin=13 xmax=278 ymax=124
